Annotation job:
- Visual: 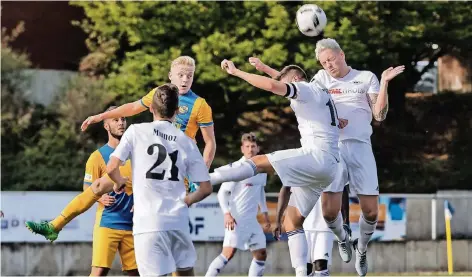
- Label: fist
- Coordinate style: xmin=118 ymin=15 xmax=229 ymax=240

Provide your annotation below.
xmin=221 ymin=59 xmax=237 ymax=75
xmin=249 ymin=57 xmax=265 ymax=71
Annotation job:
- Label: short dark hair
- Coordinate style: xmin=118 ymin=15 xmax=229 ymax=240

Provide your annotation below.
xmin=105 ymin=106 xmax=117 ymax=112
xmin=151 ymin=84 xmax=179 ymax=118
xmin=241 ymin=132 xmax=258 ymax=145
xmin=275 ymin=65 xmax=307 ymax=81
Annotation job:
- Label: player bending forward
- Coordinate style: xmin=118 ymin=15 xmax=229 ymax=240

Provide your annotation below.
xmin=211 ymin=60 xmax=346 ymax=277
xmin=206 ymin=133 xmax=270 ymax=277
xmin=106 ymin=83 xmax=212 ymax=276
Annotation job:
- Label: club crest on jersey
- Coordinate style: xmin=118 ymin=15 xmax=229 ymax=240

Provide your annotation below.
xmin=245 ymin=183 xmax=254 ymax=187
xmin=178 ymin=105 xmax=189 ymax=115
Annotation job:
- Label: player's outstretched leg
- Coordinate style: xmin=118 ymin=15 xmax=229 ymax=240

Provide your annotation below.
xmin=354 ymin=195 xmax=378 ymax=276
xmin=321 ymin=191 xmax=352 ymax=263
xmin=25 ymin=177 xmax=113 ymax=241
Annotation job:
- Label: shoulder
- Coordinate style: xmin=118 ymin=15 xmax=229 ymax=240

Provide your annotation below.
xmin=87 ymin=149 xmax=104 ymax=165
xmin=352 ymin=69 xmax=377 ymax=80
xmin=311 ymin=69 xmax=329 ymax=82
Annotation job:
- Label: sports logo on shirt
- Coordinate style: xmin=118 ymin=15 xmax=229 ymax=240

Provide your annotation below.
xmin=245 ymin=183 xmax=254 ymax=187
xmin=178 ymin=105 xmax=189 ymax=115
xmin=84 ymin=173 xmax=92 ymax=181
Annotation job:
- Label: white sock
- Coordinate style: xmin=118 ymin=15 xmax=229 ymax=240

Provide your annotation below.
xmin=358 ymin=213 xmax=377 ymax=253
xmin=287 ymin=229 xmax=308 ymax=276
xmin=315 ymin=269 xmax=330 ymax=276
xmin=210 ymin=160 xmax=257 ymax=185
xmin=248 ymin=258 xmax=265 ymax=276
xmin=205 ymin=254 xmax=228 ymax=277
xmin=325 ymin=214 xmax=346 ymax=242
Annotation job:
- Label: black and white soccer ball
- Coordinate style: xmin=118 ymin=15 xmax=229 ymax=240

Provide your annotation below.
xmin=296 ymin=4 xmax=327 ymax=37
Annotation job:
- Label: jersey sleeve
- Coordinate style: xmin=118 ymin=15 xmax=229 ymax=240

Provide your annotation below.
xmin=140 ymin=88 xmax=156 ymax=108
xmin=197 ymin=99 xmax=214 ymax=127
xmin=84 ymin=152 xmax=103 ymax=186
xmin=185 ymin=139 xmax=210 ymax=182
xmin=368 ymin=73 xmax=381 ymax=94
xmin=285 ymin=82 xmax=313 ymax=102
xmin=111 ymin=125 xmax=135 ymax=162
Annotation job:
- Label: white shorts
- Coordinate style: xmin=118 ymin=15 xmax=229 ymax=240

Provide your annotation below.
xmin=134 ymin=230 xmax=196 ymax=276
xmin=288 ymin=185 xmax=325 ymax=218
xmin=305 ymin=230 xmax=334 ymax=265
xmin=223 ymin=222 xmax=266 ymax=251
xmin=267 ymin=147 xmax=338 ymax=188
xmin=325 ymin=140 xmax=379 ymax=195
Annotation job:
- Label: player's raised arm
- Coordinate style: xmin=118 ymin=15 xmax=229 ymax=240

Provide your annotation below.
xmin=368 ymin=65 xmax=405 ymax=121
xmin=81 ymin=100 xmax=147 ymax=131
xmin=248 ymin=57 xmax=281 ymax=78
xmin=221 ymin=59 xmax=292 ymax=97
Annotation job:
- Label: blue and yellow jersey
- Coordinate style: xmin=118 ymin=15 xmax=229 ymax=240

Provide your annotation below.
xmin=141 ymin=88 xmax=213 ymax=140
xmin=83 ymin=144 xmax=133 ymax=231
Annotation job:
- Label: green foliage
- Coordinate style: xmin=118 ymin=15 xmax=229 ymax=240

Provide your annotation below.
xmin=3 ymin=2 xmax=472 ymax=191
xmin=1 ymin=24 xmax=111 ymax=191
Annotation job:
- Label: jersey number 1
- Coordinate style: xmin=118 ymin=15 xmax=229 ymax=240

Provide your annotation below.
xmin=146 ymin=143 xmax=179 ymax=181
xmin=326 ymin=100 xmax=339 ymax=126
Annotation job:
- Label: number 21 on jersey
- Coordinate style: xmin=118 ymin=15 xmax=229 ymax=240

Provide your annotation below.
xmin=146 ymin=143 xmax=180 ymax=181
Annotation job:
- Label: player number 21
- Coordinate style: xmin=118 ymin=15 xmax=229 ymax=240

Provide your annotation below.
xmin=146 ymin=143 xmax=179 ymax=181
xmin=326 ymin=100 xmax=339 ymax=126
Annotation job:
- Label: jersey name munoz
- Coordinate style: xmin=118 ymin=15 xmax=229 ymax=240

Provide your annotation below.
xmin=111 ymin=120 xmax=210 ymax=235
xmin=285 ymin=81 xmax=340 ymax=159
xmin=312 ymin=69 xmax=381 ymax=143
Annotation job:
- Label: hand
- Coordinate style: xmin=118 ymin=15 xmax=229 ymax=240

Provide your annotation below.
xmin=264 ymin=222 xmax=271 ymax=232
xmin=381 ymin=65 xmax=405 ymax=83
xmin=249 ymin=57 xmax=266 ymax=71
xmin=0 ymin=210 xmax=4 ymax=218
xmin=98 ymin=194 xmax=115 ymax=206
xmin=113 ymin=177 xmax=128 ymax=194
xmin=272 ymin=222 xmax=282 ymax=241
xmin=221 ymin=59 xmax=238 ymax=75
xmin=81 ymin=114 xmax=103 ymax=132
xmin=224 ymin=212 xmax=237 ymax=230
xmin=338 ymin=118 xmax=348 ymax=129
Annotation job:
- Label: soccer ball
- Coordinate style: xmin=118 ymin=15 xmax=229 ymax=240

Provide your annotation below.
xmin=296 ymin=4 xmax=327 ymax=37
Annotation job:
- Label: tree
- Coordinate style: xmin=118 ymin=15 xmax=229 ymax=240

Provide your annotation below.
xmin=1 ymin=23 xmax=112 ymax=190
xmin=70 ymin=2 xmax=472 ymax=191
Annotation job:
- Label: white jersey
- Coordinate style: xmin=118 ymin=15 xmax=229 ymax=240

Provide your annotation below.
xmin=303 ymin=197 xmax=340 ymax=232
xmin=312 ymin=68 xmax=380 ymax=143
xmin=111 ymin=120 xmax=210 ymax=235
xmin=286 ymin=81 xmax=340 ymax=158
xmin=218 ymin=157 xmax=267 ymax=224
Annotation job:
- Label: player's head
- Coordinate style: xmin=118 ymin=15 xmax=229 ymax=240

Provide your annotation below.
xmin=151 ymin=83 xmax=179 ymax=120
xmin=240 ymin=132 xmax=259 ymax=159
xmin=315 ymin=38 xmax=349 ymax=78
xmin=103 ymin=106 xmax=127 ymax=140
xmin=169 ymin=56 xmax=195 ymax=95
xmin=275 ymin=65 xmax=307 ymax=83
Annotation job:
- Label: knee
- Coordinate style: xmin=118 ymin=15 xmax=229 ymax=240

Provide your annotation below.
xmin=222 ymin=247 xmax=237 ymax=260
xmin=253 ymin=249 xmax=267 ymax=261
xmin=283 ymin=207 xmax=304 ymax=231
xmin=362 ymin=208 xmax=378 ymax=222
